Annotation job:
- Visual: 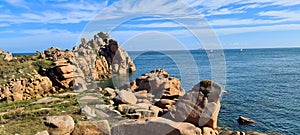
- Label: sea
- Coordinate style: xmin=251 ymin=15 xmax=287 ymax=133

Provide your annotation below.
xmin=126 ymin=48 xmax=300 ymax=135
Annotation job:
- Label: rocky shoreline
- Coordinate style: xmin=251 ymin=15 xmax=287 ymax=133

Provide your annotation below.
xmin=0 ymin=32 xmax=269 ymax=135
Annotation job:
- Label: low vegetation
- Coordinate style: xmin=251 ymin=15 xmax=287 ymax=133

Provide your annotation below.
xmin=0 ymin=54 xmax=53 ymax=85
xmin=0 ymin=94 xmax=85 ymax=135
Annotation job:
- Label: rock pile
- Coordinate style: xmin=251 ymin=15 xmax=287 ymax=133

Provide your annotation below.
xmin=0 ymin=72 xmax=55 ymax=102
xmin=130 ymin=68 xmax=184 ymax=112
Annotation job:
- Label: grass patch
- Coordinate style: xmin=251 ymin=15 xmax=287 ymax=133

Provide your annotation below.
xmin=0 ymin=94 xmax=85 ymax=135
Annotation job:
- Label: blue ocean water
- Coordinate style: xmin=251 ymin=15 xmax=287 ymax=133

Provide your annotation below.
xmin=128 ymin=48 xmax=300 ymax=135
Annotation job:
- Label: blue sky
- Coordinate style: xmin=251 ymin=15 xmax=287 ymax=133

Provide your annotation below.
xmin=0 ymin=0 xmax=300 ymax=52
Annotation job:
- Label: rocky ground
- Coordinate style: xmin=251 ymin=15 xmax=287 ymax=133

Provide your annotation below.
xmin=0 ymin=32 xmax=273 ymax=135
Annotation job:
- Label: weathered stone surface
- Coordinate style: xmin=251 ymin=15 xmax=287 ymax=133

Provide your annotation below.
xmin=101 ymin=87 xmax=116 ymax=99
xmin=71 ymin=120 xmax=110 ymax=135
xmin=202 ymin=127 xmax=217 ymax=135
xmin=0 ymin=74 xmax=54 ymax=102
xmin=82 ymin=105 xmax=96 ymax=119
xmin=129 ymin=68 xmax=184 ymax=112
xmin=43 ymin=115 xmax=75 ymax=135
xmin=3 ymin=52 xmax=13 ymax=62
xmin=165 ymin=80 xmax=223 ymax=129
xmin=111 ymin=117 xmax=202 ymax=135
xmin=114 ymin=90 xmax=137 ymax=104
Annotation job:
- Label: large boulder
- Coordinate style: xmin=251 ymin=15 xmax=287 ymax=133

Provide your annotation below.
xmin=111 ymin=117 xmax=202 ymax=135
xmin=43 ymin=115 xmax=75 ymax=135
xmin=71 ymin=120 xmax=111 ymax=135
xmin=114 ymin=90 xmax=137 ymax=105
xmin=165 ymin=80 xmax=223 ymax=129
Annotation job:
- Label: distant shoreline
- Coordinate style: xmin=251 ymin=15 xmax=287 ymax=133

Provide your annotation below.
xmin=12 ymin=47 xmax=300 ymax=54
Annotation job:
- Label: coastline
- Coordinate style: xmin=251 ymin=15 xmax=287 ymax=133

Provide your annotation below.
xmin=0 ymin=31 xmax=288 ymax=134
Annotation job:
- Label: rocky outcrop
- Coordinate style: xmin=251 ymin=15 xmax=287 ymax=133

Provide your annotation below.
xmin=0 ymin=49 xmax=13 ymax=62
xmin=165 ymin=80 xmax=223 ymax=129
xmin=0 ymin=72 xmax=55 ymax=102
xmin=98 ymin=38 xmax=136 ymax=74
xmin=4 ymin=52 xmax=13 ymax=62
xmin=111 ymin=117 xmax=202 ymax=135
xmin=41 ymin=32 xmax=135 ymax=90
xmin=73 ymin=32 xmax=135 ymax=82
xmin=130 ymin=68 xmax=184 ymax=112
xmin=43 ymin=115 xmax=75 ymax=135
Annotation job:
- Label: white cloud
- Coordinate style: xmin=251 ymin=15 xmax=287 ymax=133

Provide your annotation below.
xmin=205 ymin=8 xmax=245 ymax=16
xmin=208 ymin=18 xmax=284 ymax=27
xmin=259 ymin=10 xmax=300 ymax=21
xmin=54 ymin=1 xmax=107 ymax=11
xmin=216 ymin=24 xmax=300 ymax=35
xmin=0 ymin=1 xmax=106 ymax=24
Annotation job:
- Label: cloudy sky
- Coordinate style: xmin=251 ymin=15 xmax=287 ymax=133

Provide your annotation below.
xmin=0 ymin=0 xmax=300 ymax=52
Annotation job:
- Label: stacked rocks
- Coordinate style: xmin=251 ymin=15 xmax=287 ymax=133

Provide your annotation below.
xmin=0 ymin=73 xmax=54 ymax=102
xmin=130 ymin=68 xmax=184 ymax=113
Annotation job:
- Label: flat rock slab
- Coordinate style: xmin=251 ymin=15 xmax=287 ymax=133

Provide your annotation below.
xmin=79 ymin=95 xmax=100 ymax=101
xmin=57 ymin=92 xmax=79 ymax=97
xmin=33 ymin=97 xmax=62 ymax=104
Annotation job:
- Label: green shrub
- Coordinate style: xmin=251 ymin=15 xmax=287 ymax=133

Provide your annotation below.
xmin=32 ymin=60 xmax=54 ymax=70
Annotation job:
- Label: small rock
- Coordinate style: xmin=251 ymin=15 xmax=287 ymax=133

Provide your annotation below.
xmin=82 ymin=105 xmax=96 ymax=119
xmin=246 ymin=132 xmax=267 ymax=135
xmin=35 ymin=130 xmax=49 ymax=135
xmin=33 ymin=97 xmax=62 ymax=104
xmin=237 ymin=116 xmax=255 ymax=124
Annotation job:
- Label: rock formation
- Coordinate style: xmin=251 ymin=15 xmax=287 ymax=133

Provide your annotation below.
xmin=130 ymin=68 xmax=184 ymax=112
xmin=0 ymin=72 xmax=54 ymax=102
xmin=42 ymin=32 xmax=135 ymax=90
xmin=0 ymin=49 xmax=13 ymax=62
xmin=0 ymin=32 xmax=136 ymax=102
xmin=165 ymin=80 xmax=223 ymax=129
